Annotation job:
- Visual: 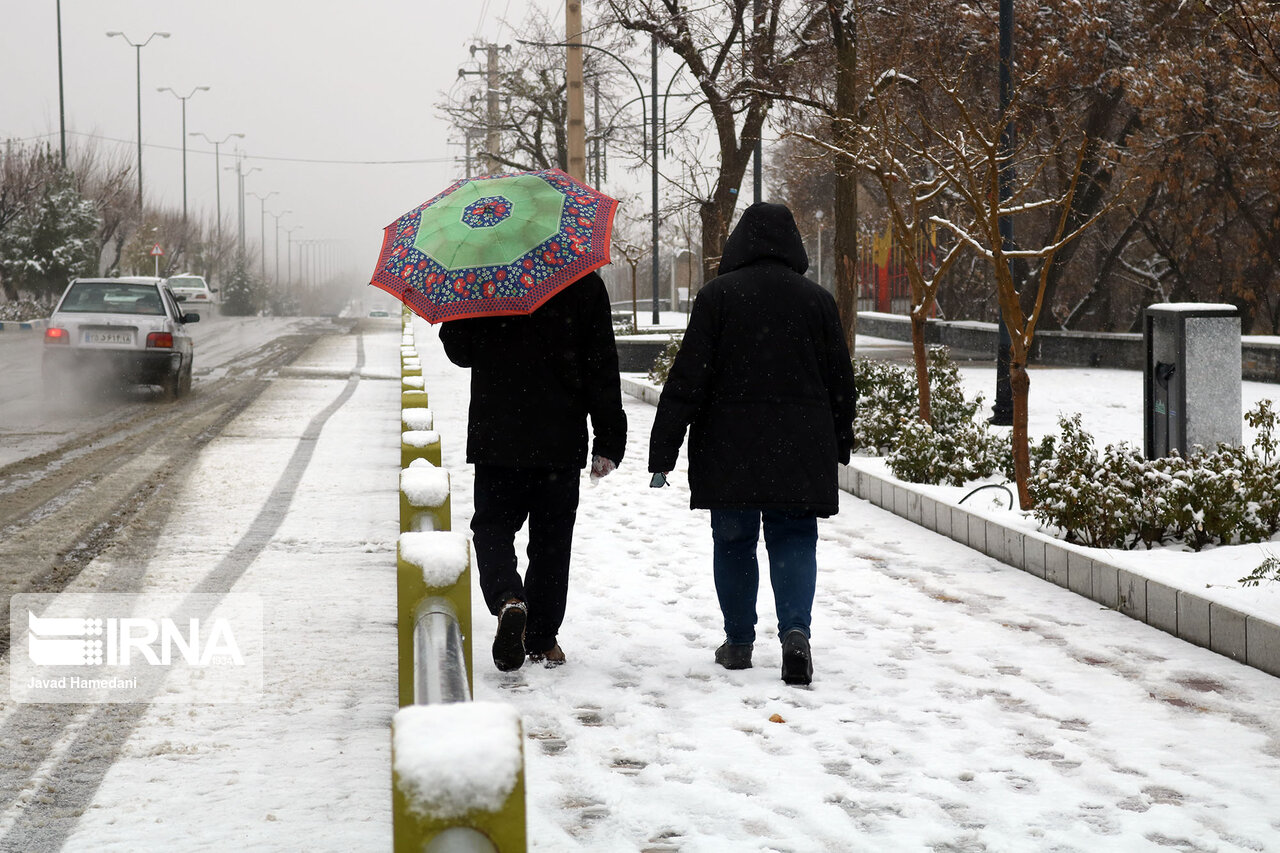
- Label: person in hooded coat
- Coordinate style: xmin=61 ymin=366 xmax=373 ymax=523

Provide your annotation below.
xmin=648 ymin=202 xmax=857 ymax=685
xmin=440 ymin=271 xmax=626 ymax=672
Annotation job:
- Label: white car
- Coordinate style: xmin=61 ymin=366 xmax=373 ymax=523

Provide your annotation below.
xmin=43 ymin=276 xmax=199 ymax=399
xmin=165 ymin=273 xmax=217 ymax=309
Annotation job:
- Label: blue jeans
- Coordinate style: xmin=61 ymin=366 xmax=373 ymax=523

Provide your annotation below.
xmin=710 ymin=509 xmax=818 ymax=645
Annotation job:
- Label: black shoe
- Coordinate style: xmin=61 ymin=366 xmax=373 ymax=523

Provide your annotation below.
xmin=781 ymin=629 xmax=812 ymax=686
xmin=714 ymin=641 xmax=753 ymax=670
xmin=492 ymin=600 xmax=527 ymax=672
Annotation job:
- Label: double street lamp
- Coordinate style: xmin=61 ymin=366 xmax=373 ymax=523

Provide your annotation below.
xmin=106 ymin=30 xmax=170 ymax=209
xmin=267 ymin=208 xmax=292 ymax=285
xmin=283 ymin=225 xmax=304 ymax=293
xmin=247 ymin=190 xmax=278 ymax=279
xmin=189 ymin=131 xmax=245 ymax=250
xmin=157 ymin=85 xmax=210 ymax=222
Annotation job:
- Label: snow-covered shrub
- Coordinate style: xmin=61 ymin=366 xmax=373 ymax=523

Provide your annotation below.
xmin=647 ymin=335 xmax=682 ymax=385
xmin=852 ymin=357 xmax=917 ymax=453
xmin=1030 ymin=414 xmax=1113 ymax=546
xmin=0 ymin=298 xmax=51 ymax=321
xmin=611 ymin=312 xmax=636 ymax=336
xmin=1031 ymin=402 xmax=1280 ymax=551
xmin=855 ymin=346 xmax=1009 ymax=486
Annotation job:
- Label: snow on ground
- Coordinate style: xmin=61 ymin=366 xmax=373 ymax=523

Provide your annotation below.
xmin=9 ymin=317 xmax=1278 ymax=851
xmin=417 ymin=319 xmax=1280 ymax=852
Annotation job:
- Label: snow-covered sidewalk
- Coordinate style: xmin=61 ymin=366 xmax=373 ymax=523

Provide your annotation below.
xmin=418 ymin=320 xmax=1280 ymax=852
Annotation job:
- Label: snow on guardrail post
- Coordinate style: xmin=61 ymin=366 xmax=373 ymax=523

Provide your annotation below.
xmin=402 ymin=406 xmax=442 ymax=469
xmin=402 ymin=461 xmax=451 ymax=533
xmin=392 ymin=702 xmax=527 ymax=852
xmin=394 ymin=533 xmax=529 ymax=850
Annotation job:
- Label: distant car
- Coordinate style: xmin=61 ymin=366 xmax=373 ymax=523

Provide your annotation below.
xmin=43 ymin=276 xmax=199 ymax=399
xmin=165 ymin=274 xmax=217 ymax=309
xmin=368 ymin=309 xmax=390 ymax=317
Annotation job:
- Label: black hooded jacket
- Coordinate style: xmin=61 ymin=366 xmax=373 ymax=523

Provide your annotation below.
xmin=647 ymin=203 xmax=857 ymax=516
xmin=439 ymin=271 xmax=626 ymax=469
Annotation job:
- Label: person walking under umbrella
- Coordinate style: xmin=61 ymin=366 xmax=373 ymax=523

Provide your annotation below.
xmin=648 ymin=202 xmax=857 ymax=686
xmin=440 ymin=271 xmax=626 ymax=671
xmin=372 ymin=169 xmax=627 ymax=672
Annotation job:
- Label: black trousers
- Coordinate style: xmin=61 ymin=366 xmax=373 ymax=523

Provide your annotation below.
xmin=471 ymin=464 xmax=580 ymax=655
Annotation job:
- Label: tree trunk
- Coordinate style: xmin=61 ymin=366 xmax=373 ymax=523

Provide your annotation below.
xmin=699 ymin=185 xmax=738 ymax=283
xmin=1010 ymin=358 xmax=1033 ymax=510
xmin=830 ymin=0 xmax=859 ymax=355
xmin=911 ymin=312 xmax=932 ymax=424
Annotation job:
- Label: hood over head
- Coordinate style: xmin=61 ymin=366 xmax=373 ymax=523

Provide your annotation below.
xmin=717 ymin=202 xmax=809 ymax=276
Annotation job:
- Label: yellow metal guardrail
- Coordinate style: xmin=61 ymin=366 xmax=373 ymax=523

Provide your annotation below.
xmin=390 ymin=309 xmax=527 ymax=852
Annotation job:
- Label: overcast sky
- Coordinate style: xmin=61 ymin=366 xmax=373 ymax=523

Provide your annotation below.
xmin=1 ymin=1 xmax=555 ymax=275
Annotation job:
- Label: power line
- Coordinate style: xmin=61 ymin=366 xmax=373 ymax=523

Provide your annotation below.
xmin=8 ymin=130 xmax=452 ymax=166
xmin=474 ymin=0 xmax=492 ymax=38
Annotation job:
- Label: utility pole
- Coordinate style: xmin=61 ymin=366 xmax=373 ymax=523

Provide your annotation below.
xmin=566 ymin=0 xmax=587 ymax=181
xmin=460 ymin=44 xmax=508 ymax=174
xmin=57 ymin=0 xmax=66 ymax=167
xmin=486 ymin=44 xmax=501 ymax=174
xmin=592 ymin=77 xmax=602 ymax=186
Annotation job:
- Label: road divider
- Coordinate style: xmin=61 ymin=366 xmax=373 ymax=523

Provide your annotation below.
xmin=391 ymin=313 xmax=528 ymax=852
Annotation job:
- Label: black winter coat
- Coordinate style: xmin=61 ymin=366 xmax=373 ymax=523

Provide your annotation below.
xmin=648 ymin=203 xmax=857 ymax=516
xmin=439 ymin=272 xmax=627 ymax=469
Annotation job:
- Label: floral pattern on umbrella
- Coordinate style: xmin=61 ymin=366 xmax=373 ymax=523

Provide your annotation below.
xmin=369 ymin=169 xmax=619 ymax=323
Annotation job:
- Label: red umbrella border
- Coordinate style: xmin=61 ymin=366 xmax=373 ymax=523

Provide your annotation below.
xmin=369 ymin=169 xmax=618 ymax=323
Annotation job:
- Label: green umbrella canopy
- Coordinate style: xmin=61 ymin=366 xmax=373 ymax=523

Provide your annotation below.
xmin=412 ymin=174 xmax=567 ymax=271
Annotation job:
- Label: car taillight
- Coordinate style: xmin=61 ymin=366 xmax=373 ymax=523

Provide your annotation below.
xmin=44 ymin=327 xmax=69 ymax=344
xmin=147 ymin=332 xmax=174 ymax=348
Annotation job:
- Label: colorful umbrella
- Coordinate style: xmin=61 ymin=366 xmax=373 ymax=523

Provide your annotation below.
xmin=369 ymin=169 xmax=619 ymax=323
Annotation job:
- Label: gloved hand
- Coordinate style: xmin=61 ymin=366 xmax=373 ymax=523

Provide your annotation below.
xmin=589 ymin=455 xmax=616 ymax=484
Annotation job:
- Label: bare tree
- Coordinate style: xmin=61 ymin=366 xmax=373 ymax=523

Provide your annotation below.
xmin=921 ymin=82 xmax=1120 ymax=508
xmin=605 ymin=0 xmax=822 ymax=282
xmin=69 ymin=141 xmax=137 ymax=275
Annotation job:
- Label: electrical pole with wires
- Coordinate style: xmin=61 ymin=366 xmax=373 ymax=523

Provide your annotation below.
xmin=566 ymin=0 xmax=587 ymax=181
xmin=459 ymin=43 xmax=509 ymax=174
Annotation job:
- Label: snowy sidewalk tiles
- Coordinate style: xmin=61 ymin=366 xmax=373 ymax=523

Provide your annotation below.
xmin=619 ymin=375 xmax=1280 ymax=682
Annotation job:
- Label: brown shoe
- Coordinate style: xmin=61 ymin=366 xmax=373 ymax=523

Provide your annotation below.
xmin=528 ymin=643 xmax=566 ymax=668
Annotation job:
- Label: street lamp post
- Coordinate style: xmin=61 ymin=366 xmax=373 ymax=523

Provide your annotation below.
xmin=283 ymin=225 xmax=303 ymax=294
xmin=814 ymin=210 xmax=825 ymax=289
xmin=158 ymin=85 xmax=210 ymax=222
xmin=232 ymin=161 xmax=261 ymax=258
xmin=57 ymin=0 xmax=67 ymax=166
xmin=189 ymin=132 xmax=244 ymax=253
xmin=106 ymin=30 xmax=170 ymax=209
xmin=991 ymin=0 xmax=1015 ymax=425
xmin=247 ymin=190 xmax=276 ymax=278
xmin=267 ymin=208 xmax=292 ymax=285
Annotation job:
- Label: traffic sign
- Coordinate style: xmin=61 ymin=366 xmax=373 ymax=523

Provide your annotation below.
xmin=150 ymin=244 xmax=164 ymax=256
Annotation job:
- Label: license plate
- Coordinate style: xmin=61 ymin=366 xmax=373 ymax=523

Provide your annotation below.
xmin=85 ymin=331 xmax=133 ymax=345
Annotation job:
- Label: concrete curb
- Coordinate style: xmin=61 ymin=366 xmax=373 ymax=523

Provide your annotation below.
xmin=619 ymin=375 xmax=1280 ymax=680
xmin=0 ymin=318 xmax=48 ymax=332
